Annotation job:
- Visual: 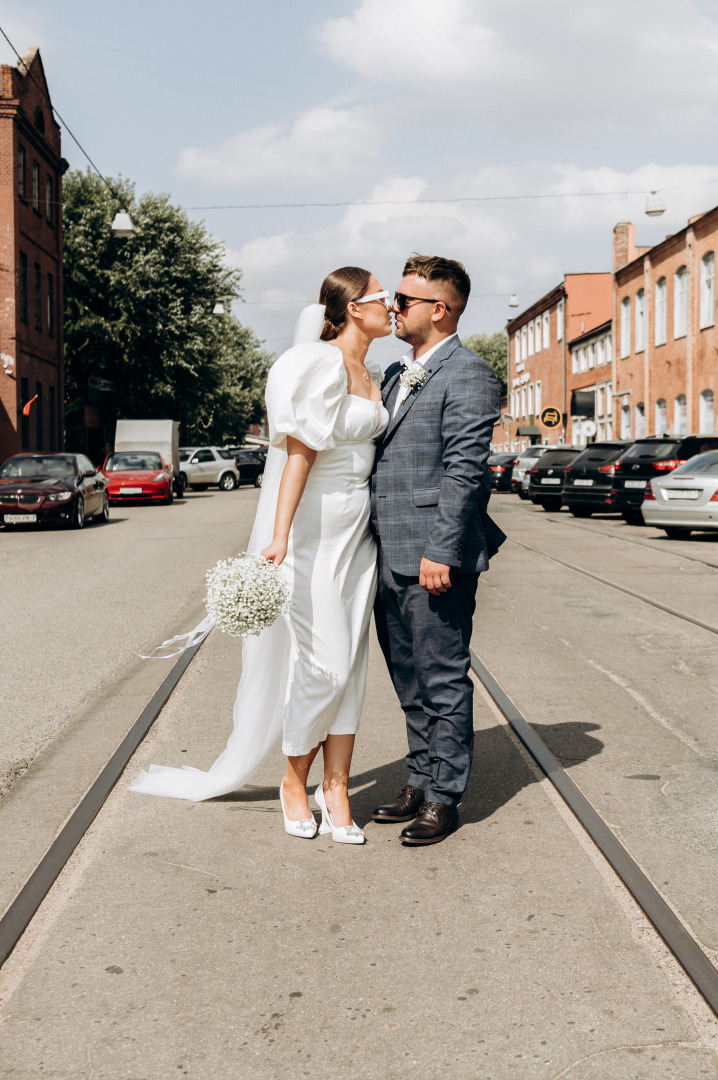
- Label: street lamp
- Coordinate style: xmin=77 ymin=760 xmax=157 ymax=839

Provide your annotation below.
xmin=111 ymin=210 xmax=135 ymax=236
xmin=508 ymin=294 xmax=519 ymax=308
xmin=645 ymin=191 xmax=666 ymax=218
xmin=212 ymin=301 xmax=226 ymax=316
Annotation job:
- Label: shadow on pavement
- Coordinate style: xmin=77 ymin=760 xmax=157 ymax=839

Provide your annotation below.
xmin=215 ymin=720 xmax=603 ymax=830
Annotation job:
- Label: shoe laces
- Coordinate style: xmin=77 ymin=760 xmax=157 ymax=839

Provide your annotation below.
xmin=420 ymin=802 xmax=445 ymax=821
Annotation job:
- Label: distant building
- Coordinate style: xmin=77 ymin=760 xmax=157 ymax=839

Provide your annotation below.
xmin=567 ymin=319 xmax=614 ymax=445
xmin=503 ymin=273 xmax=612 ymax=450
xmin=613 ymin=216 xmax=716 ymax=439
xmin=0 ymin=47 xmax=67 ymax=463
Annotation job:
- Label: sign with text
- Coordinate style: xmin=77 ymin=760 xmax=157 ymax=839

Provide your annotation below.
xmin=539 ymin=406 xmax=562 ymax=429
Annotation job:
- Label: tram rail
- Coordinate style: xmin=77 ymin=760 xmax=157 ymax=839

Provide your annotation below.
xmin=539 ymin=511 xmax=718 ymax=571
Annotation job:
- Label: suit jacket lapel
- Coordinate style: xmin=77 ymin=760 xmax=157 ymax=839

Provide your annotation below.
xmin=382 ymin=336 xmax=461 ymax=442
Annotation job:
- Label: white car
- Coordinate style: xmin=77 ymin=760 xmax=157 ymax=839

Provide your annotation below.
xmin=179 ymin=447 xmax=240 ymax=491
xmin=641 ymin=450 xmax=718 ymax=538
xmin=511 ymin=445 xmax=550 ymax=498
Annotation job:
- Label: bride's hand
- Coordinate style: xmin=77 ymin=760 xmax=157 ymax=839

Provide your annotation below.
xmin=261 ymin=538 xmax=288 ymax=566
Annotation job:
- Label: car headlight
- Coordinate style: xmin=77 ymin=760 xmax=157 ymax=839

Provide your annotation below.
xmin=47 ymin=491 xmax=73 ymax=502
xmin=151 ymin=473 xmax=166 ymax=482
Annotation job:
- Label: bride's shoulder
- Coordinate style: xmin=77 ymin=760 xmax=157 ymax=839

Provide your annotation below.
xmin=268 ymin=342 xmax=346 ymax=389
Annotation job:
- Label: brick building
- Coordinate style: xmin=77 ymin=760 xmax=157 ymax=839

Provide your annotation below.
xmin=567 ymin=319 xmax=614 ymax=445
xmin=0 ymin=47 xmax=67 ymax=463
xmin=502 ymin=273 xmax=612 ymax=450
xmin=613 ymin=215 xmax=717 ymax=439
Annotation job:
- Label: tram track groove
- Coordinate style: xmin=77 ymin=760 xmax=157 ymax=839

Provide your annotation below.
xmin=508 ymin=536 xmax=718 ymax=637
xmin=539 ymin=512 xmax=718 ymax=571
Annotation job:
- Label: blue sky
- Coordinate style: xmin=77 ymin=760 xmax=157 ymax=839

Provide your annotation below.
xmin=5 ymin=0 xmax=718 ymax=364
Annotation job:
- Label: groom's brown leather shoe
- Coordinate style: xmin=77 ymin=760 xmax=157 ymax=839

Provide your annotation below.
xmin=371 ymin=785 xmax=425 ymax=823
xmin=400 ymin=802 xmax=458 ymax=845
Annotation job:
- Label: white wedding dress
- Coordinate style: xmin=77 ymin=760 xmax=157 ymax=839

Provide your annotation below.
xmin=129 ymin=336 xmax=388 ymax=802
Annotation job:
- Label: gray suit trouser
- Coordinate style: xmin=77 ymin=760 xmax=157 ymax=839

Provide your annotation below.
xmin=374 ymin=542 xmax=479 ymax=807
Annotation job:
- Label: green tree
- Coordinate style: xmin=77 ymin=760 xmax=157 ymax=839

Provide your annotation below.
xmin=462 ymin=331 xmax=508 ymax=397
xmin=63 ymin=170 xmax=270 ymax=446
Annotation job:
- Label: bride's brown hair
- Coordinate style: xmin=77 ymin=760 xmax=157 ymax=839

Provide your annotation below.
xmin=319 ymin=266 xmax=372 ymax=341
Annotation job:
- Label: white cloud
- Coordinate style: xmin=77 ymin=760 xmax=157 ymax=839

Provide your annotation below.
xmin=177 ymin=104 xmax=387 ymax=189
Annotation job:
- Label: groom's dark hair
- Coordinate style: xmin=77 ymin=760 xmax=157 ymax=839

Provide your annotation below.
xmin=403 ymin=255 xmax=471 ymax=315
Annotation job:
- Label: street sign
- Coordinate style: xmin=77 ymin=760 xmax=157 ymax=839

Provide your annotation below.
xmin=539 ymin=406 xmax=562 ymax=429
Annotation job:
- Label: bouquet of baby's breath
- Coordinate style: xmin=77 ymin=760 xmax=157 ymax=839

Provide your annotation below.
xmin=205 ymin=553 xmax=291 ymax=638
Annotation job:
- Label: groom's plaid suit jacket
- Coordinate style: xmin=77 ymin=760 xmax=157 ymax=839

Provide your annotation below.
xmin=370 ymin=336 xmax=506 ymax=576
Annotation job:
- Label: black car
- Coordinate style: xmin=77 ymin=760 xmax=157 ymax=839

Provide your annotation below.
xmin=487 ymin=452 xmax=516 ymax=492
xmin=227 ymin=448 xmax=265 ymax=488
xmin=609 ymin=435 xmax=718 ymax=525
xmin=0 ymin=453 xmax=109 ymax=529
xmin=561 ymin=441 xmax=632 ymax=517
xmin=527 ymin=447 xmax=581 ymax=511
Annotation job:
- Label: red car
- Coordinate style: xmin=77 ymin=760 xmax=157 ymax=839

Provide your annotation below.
xmin=101 ymin=451 xmax=173 ymax=503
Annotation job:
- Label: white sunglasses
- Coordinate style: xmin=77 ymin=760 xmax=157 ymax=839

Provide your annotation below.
xmin=354 ymin=289 xmax=392 ymax=310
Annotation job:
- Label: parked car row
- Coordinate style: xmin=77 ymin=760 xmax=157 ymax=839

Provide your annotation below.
xmin=178 ymin=446 xmax=265 ymax=491
xmin=488 ymin=433 xmax=718 ymax=539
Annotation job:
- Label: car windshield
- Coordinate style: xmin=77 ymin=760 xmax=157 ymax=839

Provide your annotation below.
xmin=672 ymin=451 xmax=718 ymax=476
xmin=539 ymin=451 xmax=579 ymax=466
xmin=524 ymin=446 xmax=546 ymax=458
xmin=622 ymin=441 xmax=680 ymax=460
xmin=105 ymin=452 xmax=162 ymax=471
xmin=574 ymin=445 xmax=624 ymax=464
xmin=0 ymin=455 xmax=76 ymax=479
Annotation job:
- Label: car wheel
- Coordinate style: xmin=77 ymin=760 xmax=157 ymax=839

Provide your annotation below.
xmin=517 ymin=489 xmax=528 ymax=500
xmin=541 ymin=499 xmax=562 ymax=512
xmin=95 ymin=493 xmax=110 ymax=522
xmin=254 ymin=472 xmax=263 ymax=488
xmin=191 ymin=484 xmax=209 ymax=491
xmin=621 ymin=509 xmax=644 ymax=526
xmin=219 ymin=472 xmax=237 ymax=491
xmin=664 ymin=526 xmax=692 ymax=539
xmin=71 ymin=497 xmax=85 ymax=529
xmin=164 ymin=484 xmax=174 ymax=505
xmin=570 ymin=507 xmax=593 ymax=518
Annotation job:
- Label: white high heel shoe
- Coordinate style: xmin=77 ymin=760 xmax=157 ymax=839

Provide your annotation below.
xmin=315 ymin=785 xmax=365 ymax=845
xmin=279 ymin=783 xmax=318 ymax=839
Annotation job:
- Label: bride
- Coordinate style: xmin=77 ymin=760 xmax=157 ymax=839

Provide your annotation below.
xmin=130 ymin=267 xmax=392 ymax=845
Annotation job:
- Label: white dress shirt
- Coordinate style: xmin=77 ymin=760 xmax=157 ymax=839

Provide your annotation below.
xmin=392 ymin=334 xmax=459 ymax=417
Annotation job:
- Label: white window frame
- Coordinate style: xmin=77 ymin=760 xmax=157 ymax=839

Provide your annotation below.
xmin=655 ymin=398 xmax=667 ymax=436
xmin=514 ymin=335 xmax=520 ymax=366
xmin=534 ymin=380 xmax=542 ymax=417
xmin=588 ymin=343 xmax=596 ymax=369
xmin=571 ymin=349 xmax=578 ymax=375
xmin=528 ymin=383 xmax=534 ymax=416
xmin=557 ymin=300 xmax=564 ymax=342
xmin=605 ymin=334 xmax=613 ymax=365
xmin=635 ymin=289 xmax=645 ymax=352
xmin=700 ymin=252 xmax=715 ymax=329
xmin=635 ymin=402 xmax=646 ymax=439
xmin=674 ymin=394 xmax=687 ymax=436
xmin=620 ymin=404 xmax=631 ymax=439
xmin=655 ymin=277 xmax=667 ymax=346
xmin=699 ymin=389 xmax=714 ymax=434
xmin=620 ymin=297 xmax=631 ymax=358
xmin=674 ymin=268 xmax=687 ymax=338
xmin=542 ymin=311 xmax=549 ymax=349
xmin=521 ymin=326 xmax=527 ymax=361
xmin=527 ymin=321 xmax=534 ymax=357
xmin=534 ymin=316 xmax=542 ymax=354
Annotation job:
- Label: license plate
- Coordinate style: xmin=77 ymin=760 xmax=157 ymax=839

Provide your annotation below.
xmin=119 ymin=487 xmax=143 ymax=495
xmin=541 ymin=477 xmax=561 ymax=485
xmin=573 ymin=478 xmax=593 ymax=486
xmin=4 ymin=514 xmax=37 ymax=523
xmin=666 ymin=489 xmax=700 ymax=500
xmin=625 ymin=479 xmax=647 ymax=489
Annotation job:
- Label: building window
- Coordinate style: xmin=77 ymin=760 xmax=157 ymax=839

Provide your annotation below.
xmin=535 ymin=380 xmax=542 ymax=416
xmin=18 ymin=144 xmax=26 ymax=198
xmin=557 ymin=300 xmax=564 ymax=341
xmin=699 ymin=389 xmax=715 ymax=433
xmin=527 ymin=321 xmax=534 ymax=357
xmin=46 ymin=176 xmax=53 ymax=224
xmin=588 ymin=342 xmax=596 ymax=369
xmin=520 ymin=386 xmax=527 ymax=418
xmin=19 ymin=252 xmax=28 ymax=323
xmin=47 ymin=272 xmax=55 ymax=336
xmin=674 ymin=394 xmax=687 ymax=435
xmin=542 ymin=311 xmax=549 ymax=349
xmin=674 ymin=267 xmax=687 ymax=338
xmin=49 ymin=385 xmax=56 ymax=450
xmin=35 ymin=382 xmax=44 ymax=450
xmin=571 ymin=349 xmax=578 ymax=375
xmin=635 ymin=289 xmax=645 ymax=352
xmin=521 ymin=326 xmax=527 ymax=361
xmin=655 ymin=398 xmax=667 ymax=436
xmin=655 ymin=278 xmax=667 ymax=345
xmin=606 ymin=334 xmax=613 ymax=365
xmin=514 ymin=335 xmax=519 ymax=365
xmin=579 ymin=347 xmax=587 ymax=373
xmin=20 ymin=377 xmax=30 ymax=449
xmin=620 ymin=404 xmax=631 ymax=439
xmin=700 ymin=252 xmax=715 ymax=328
xmin=34 ymin=263 xmax=42 ymax=331
xmin=534 ymin=316 xmax=542 ymax=354
xmin=620 ymin=297 xmax=631 ymax=357
xmin=635 ymin=401 xmax=646 ymax=438
xmin=528 ymin=383 xmax=534 ymax=417
xmin=32 ymin=161 xmax=40 ymax=211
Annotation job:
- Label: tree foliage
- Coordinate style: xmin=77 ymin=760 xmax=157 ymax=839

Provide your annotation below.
xmin=63 ymin=170 xmax=271 ymax=445
xmin=462 ymin=332 xmax=508 ymax=397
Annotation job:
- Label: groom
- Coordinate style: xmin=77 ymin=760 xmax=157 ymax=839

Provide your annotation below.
xmin=370 ymin=254 xmax=505 ymax=845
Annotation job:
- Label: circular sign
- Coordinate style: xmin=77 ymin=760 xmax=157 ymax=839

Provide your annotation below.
xmin=539 ymin=406 xmax=562 ymax=429
xmin=581 ymin=420 xmax=597 ymax=438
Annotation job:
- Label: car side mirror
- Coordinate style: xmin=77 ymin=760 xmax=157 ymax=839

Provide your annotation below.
xmin=83 ymin=468 xmax=96 ymax=478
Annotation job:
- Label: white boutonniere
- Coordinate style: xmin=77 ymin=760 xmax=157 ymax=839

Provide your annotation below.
xmin=398 ymin=367 xmax=427 ymax=401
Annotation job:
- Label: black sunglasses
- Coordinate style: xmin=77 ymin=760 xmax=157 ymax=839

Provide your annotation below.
xmin=394 ymin=292 xmax=451 ymax=313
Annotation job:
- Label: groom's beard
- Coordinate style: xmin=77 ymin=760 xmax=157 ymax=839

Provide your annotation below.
xmin=395 ymin=321 xmax=431 ymax=350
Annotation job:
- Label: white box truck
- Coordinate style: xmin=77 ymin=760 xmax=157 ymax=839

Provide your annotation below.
xmin=113 ymin=420 xmax=185 ymax=498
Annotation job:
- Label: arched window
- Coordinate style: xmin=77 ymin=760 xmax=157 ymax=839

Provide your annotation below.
xmin=620 ymin=404 xmax=631 ymax=439
xmin=655 ymin=398 xmax=667 ymax=436
xmin=699 ymin=389 xmax=714 ymax=433
xmin=620 ymin=296 xmax=631 ymax=357
xmin=635 ymin=289 xmax=645 ymax=351
xmin=34 ymin=108 xmax=45 ymax=133
xmin=700 ymin=252 xmax=715 ymax=328
xmin=674 ymin=267 xmax=687 ymax=338
xmin=655 ymin=277 xmax=667 ymax=345
xmin=674 ymin=394 xmax=687 ymax=435
xmin=635 ymin=402 xmax=646 ymax=438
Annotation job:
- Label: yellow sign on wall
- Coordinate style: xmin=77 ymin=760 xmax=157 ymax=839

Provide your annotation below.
xmin=539 ymin=407 xmax=562 ymax=429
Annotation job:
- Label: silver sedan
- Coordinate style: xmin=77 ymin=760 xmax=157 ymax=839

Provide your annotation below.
xmin=641 ymin=451 xmax=718 ymax=538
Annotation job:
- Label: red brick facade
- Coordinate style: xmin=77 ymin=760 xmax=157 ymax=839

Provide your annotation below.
xmin=0 ymin=48 xmax=66 ymax=463
xmin=500 ymin=274 xmax=612 ymax=451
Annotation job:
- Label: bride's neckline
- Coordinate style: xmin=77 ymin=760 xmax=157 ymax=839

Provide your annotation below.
xmin=346 ymin=392 xmax=383 ymax=405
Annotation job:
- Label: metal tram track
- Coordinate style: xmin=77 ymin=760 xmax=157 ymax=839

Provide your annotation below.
xmin=508 ymin=536 xmax=718 ymax=637
xmin=469 ymin=649 xmax=718 ymax=1018
xmin=539 ymin=511 xmax=718 ymax=571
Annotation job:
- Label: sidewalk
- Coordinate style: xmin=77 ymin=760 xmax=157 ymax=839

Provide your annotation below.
xmin=1 ymin=619 xmax=717 ymax=1078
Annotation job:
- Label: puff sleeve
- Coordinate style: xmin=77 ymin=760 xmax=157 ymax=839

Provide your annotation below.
xmin=266 ymin=342 xmax=347 ymax=452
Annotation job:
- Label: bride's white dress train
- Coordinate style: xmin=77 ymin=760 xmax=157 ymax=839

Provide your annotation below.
xmin=129 ymin=339 xmax=388 ymax=802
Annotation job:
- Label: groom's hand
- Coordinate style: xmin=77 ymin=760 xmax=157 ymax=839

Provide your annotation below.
xmin=419 ymin=558 xmax=452 ymax=595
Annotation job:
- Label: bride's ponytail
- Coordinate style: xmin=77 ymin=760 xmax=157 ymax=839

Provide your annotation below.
xmin=319 ymin=266 xmax=372 ymax=341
